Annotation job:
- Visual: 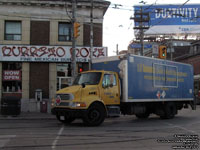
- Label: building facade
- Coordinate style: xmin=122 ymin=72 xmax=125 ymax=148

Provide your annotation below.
xmin=175 ymin=41 xmax=200 ymax=102
xmin=0 ymin=0 xmax=110 ymax=112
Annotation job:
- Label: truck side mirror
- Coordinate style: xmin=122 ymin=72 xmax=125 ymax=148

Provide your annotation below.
xmin=81 ymin=83 xmax=86 ymax=88
xmin=102 ymin=83 xmax=107 ymax=89
xmin=110 ymin=83 xmax=113 ymax=87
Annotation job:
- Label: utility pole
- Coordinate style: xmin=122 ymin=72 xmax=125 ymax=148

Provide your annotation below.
xmin=89 ymin=0 xmax=94 ymax=70
xmin=139 ymin=6 xmax=144 ymax=56
xmin=170 ymin=36 xmax=173 ymax=60
xmin=116 ymin=44 xmax=119 ymax=55
xmin=72 ymin=0 xmax=77 ymax=78
xmin=131 ymin=6 xmax=149 ymax=56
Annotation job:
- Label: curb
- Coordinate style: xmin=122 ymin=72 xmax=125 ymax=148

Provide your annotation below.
xmin=0 ymin=113 xmax=56 ymax=120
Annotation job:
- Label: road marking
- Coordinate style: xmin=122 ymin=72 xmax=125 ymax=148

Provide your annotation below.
xmin=52 ymin=126 xmax=64 ymax=149
xmin=0 ymin=135 xmax=16 ymax=148
xmin=165 ymin=123 xmax=196 ymax=134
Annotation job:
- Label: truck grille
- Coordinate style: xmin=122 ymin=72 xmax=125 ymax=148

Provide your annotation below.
xmin=56 ymin=94 xmax=73 ymax=101
xmin=59 ymin=102 xmax=70 ymax=106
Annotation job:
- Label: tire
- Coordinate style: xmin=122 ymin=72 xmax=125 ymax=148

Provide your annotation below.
xmin=56 ymin=115 xmax=76 ymax=124
xmin=82 ymin=103 xmax=106 ymax=126
xmin=136 ymin=112 xmax=150 ymax=119
xmin=160 ymin=102 xmax=177 ymax=119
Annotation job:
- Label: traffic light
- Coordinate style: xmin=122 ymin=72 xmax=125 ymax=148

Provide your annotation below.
xmin=73 ymin=22 xmax=80 ymax=38
xmin=159 ymin=45 xmax=167 ymax=59
xmin=78 ymin=67 xmax=83 ymax=73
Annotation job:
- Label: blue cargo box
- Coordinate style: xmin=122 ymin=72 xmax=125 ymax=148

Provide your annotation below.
xmin=92 ymin=54 xmax=194 ymax=103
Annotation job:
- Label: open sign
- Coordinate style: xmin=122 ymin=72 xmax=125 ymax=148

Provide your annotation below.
xmin=3 ymin=70 xmax=21 ymax=81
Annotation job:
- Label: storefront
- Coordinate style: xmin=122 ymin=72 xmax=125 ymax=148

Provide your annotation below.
xmin=0 ymin=45 xmax=107 ymax=112
xmin=2 ymin=63 xmax=22 ymax=98
xmin=0 ymin=0 xmax=110 ymax=113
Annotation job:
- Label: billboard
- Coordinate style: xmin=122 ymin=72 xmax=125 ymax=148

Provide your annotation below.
xmin=0 ymin=45 xmax=107 ymax=62
xmin=134 ymin=4 xmax=200 ymax=35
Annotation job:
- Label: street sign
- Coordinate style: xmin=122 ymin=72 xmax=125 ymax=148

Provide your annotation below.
xmin=152 ymin=45 xmax=159 ymax=54
xmin=130 ymin=44 xmax=152 ymax=49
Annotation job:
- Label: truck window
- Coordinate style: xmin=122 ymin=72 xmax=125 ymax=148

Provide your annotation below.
xmin=73 ymin=72 xmax=102 ymax=85
xmin=102 ymin=74 xmax=116 ymax=88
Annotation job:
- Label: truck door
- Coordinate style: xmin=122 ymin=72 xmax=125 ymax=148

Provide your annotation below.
xmin=101 ymin=73 xmax=120 ymax=105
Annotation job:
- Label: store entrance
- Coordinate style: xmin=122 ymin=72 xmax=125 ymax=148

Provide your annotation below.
xmin=57 ymin=77 xmax=72 ymax=90
xmin=57 ymin=63 xmax=72 ymax=90
xmin=2 ymin=62 xmax=22 ymax=98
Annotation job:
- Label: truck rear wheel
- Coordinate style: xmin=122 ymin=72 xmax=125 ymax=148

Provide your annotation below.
xmin=160 ymin=102 xmax=177 ymax=119
xmin=56 ymin=115 xmax=76 ymax=124
xmin=135 ymin=112 xmax=150 ymax=119
xmin=82 ymin=103 xmax=106 ymax=126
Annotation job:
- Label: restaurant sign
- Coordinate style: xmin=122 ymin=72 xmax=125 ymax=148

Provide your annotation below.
xmin=3 ymin=70 xmax=21 ymax=81
xmin=0 ymin=45 xmax=107 ymax=62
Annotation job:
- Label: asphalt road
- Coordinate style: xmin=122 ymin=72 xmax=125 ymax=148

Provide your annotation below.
xmin=0 ymin=106 xmax=200 ymax=150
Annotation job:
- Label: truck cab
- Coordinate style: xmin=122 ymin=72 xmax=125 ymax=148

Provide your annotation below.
xmin=51 ymin=70 xmax=120 ymax=126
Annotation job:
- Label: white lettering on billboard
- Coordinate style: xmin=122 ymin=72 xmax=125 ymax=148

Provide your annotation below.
xmin=155 ymin=8 xmax=198 ymax=19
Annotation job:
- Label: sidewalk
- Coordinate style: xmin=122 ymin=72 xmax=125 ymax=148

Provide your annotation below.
xmin=0 ymin=112 xmax=55 ymax=120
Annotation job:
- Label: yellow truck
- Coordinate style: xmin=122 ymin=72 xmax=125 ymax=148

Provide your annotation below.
xmin=51 ymin=70 xmax=120 ymax=126
xmin=51 ymin=55 xmax=195 ymax=126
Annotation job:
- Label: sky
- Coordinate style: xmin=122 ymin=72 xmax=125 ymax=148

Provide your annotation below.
xmin=103 ymin=0 xmax=200 ymax=56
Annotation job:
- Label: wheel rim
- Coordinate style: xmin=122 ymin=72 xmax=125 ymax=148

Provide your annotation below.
xmin=89 ymin=109 xmax=100 ymax=122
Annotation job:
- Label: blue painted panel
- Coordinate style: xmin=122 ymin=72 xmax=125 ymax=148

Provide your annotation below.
xmin=127 ymin=55 xmax=193 ymax=100
xmin=92 ymin=60 xmax=121 ymax=73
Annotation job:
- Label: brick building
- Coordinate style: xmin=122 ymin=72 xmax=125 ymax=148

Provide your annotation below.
xmin=0 ymin=0 xmax=110 ymax=112
xmin=174 ymin=41 xmax=200 ymax=100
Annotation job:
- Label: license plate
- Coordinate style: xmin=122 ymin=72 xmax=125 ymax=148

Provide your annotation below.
xmin=60 ymin=116 xmax=65 ymax=120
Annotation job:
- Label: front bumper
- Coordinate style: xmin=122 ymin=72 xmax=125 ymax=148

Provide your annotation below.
xmin=51 ymin=107 xmax=87 ymax=118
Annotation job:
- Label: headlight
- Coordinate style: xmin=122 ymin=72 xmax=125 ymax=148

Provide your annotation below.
xmin=70 ymin=102 xmax=86 ymax=108
xmin=51 ymin=102 xmax=55 ymax=107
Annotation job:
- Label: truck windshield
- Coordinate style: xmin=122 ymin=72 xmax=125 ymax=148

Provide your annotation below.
xmin=73 ymin=72 xmax=102 ymax=85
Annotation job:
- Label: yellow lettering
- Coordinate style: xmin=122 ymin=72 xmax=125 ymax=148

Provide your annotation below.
xmin=178 ymin=72 xmax=187 ymax=77
xmin=178 ymin=78 xmax=184 ymax=82
xmin=143 ymin=64 xmax=153 ymax=73
xmin=144 ymin=75 xmax=153 ymax=80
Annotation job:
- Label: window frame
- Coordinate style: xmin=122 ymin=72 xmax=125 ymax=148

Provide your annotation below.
xmin=58 ymin=22 xmax=72 ymax=42
xmin=4 ymin=20 xmax=22 ymax=41
xmin=102 ymin=74 xmax=117 ymax=88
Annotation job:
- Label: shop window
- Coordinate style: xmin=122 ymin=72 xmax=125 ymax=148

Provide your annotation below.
xmin=5 ymin=21 xmax=21 ymax=41
xmin=58 ymin=22 xmax=72 ymax=41
xmin=57 ymin=63 xmax=72 ymax=90
xmin=2 ymin=62 xmax=22 ymax=93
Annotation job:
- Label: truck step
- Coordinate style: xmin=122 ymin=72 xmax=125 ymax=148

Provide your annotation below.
xmin=106 ymin=106 xmax=120 ymax=117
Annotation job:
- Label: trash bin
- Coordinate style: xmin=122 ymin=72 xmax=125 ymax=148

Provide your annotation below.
xmin=40 ymin=100 xmax=47 ymax=113
xmin=1 ymin=96 xmax=21 ymax=116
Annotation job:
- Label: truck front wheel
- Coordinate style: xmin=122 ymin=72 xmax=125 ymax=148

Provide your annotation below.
xmin=82 ymin=103 xmax=106 ymax=126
